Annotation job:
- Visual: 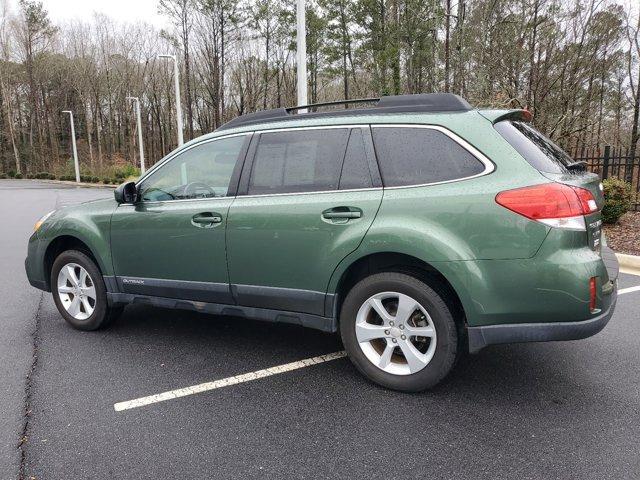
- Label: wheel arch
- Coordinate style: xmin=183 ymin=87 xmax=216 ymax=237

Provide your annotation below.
xmin=328 ymin=251 xmax=470 ymax=330
xmin=43 ymin=234 xmax=108 ymax=290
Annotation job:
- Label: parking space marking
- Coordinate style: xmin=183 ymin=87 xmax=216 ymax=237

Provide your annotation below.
xmin=114 ymin=351 xmax=347 ymax=412
xmin=619 ymin=285 xmax=640 ymax=295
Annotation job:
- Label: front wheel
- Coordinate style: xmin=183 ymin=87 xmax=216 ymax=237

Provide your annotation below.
xmin=51 ymin=250 xmax=121 ymax=331
xmin=340 ymin=272 xmax=459 ymax=392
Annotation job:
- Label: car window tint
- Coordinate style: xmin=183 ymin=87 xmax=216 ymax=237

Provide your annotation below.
xmin=139 ymin=136 xmax=245 ymax=202
xmin=339 ymin=129 xmax=373 ymax=190
xmin=494 ymin=120 xmax=572 ymax=174
xmin=248 ymin=129 xmax=349 ymax=195
xmin=372 ymin=127 xmax=485 ymax=187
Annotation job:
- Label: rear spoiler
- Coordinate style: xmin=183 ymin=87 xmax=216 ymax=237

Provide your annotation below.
xmin=479 ymin=109 xmax=533 ymax=124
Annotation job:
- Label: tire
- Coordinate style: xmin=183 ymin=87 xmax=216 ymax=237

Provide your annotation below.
xmin=51 ymin=250 xmax=121 ymax=331
xmin=340 ymin=272 xmax=459 ymax=392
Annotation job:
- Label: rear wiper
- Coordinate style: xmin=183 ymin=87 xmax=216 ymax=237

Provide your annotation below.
xmin=565 ymin=160 xmax=587 ymax=172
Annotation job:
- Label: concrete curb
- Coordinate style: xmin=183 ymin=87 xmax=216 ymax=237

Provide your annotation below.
xmin=617 ymin=253 xmax=640 ymax=276
xmin=617 ymin=253 xmax=640 ymax=269
xmin=37 ymin=179 xmax=117 ymax=189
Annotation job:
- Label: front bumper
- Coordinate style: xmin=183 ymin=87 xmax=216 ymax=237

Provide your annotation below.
xmin=467 ymin=281 xmax=617 ymax=353
xmin=25 ymin=232 xmax=49 ymax=292
xmin=25 ymin=256 xmax=48 ymax=291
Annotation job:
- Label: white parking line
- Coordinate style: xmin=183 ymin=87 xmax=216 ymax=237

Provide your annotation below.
xmin=114 ymin=350 xmax=347 ymax=412
xmin=619 ymin=285 xmax=640 ymax=295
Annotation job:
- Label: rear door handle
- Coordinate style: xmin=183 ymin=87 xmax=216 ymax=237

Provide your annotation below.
xmin=322 ymin=207 xmax=363 ymax=221
xmin=322 ymin=211 xmax=362 ymax=219
xmin=192 ymin=212 xmax=222 ymax=227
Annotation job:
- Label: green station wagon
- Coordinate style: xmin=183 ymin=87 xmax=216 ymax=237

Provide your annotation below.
xmin=26 ymin=93 xmax=619 ymax=391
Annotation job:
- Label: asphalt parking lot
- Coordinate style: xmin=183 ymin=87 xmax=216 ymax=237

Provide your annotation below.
xmin=2 ymin=179 xmax=640 ymax=479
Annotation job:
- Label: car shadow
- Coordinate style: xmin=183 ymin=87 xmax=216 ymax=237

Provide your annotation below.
xmin=106 ymin=303 xmax=614 ymax=409
xmin=112 ymin=303 xmax=343 ymax=357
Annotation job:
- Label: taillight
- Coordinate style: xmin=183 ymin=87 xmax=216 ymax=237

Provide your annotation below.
xmin=589 ymin=277 xmax=597 ymax=311
xmin=495 ymin=183 xmax=598 ymax=230
xmin=573 ymin=187 xmax=598 ymax=214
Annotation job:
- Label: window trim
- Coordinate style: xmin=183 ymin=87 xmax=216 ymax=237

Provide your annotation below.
xmin=237 ymin=124 xmax=382 ymax=198
xmin=370 ymin=124 xmax=495 ymax=189
xmin=235 ymin=123 xmax=494 ymax=198
xmin=132 ymin=132 xmax=251 ymax=204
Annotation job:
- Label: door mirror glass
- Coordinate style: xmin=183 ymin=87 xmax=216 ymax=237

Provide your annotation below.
xmin=114 ymin=181 xmax=138 ymax=204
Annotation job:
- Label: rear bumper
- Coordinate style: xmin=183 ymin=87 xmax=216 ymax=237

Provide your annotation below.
xmin=467 ymin=282 xmax=617 ymax=353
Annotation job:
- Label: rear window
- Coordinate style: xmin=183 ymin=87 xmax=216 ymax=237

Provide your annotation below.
xmin=371 ymin=127 xmax=486 ymax=187
xmin=494 ymin=121 xmax=574 ymax=174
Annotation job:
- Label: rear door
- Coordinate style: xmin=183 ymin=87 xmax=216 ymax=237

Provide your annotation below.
xmin=226 ymin=126 xmax=383 ymax=317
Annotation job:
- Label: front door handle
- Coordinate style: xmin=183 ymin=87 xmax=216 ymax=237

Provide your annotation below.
xmin=192 ymin=212 xmax=222 ymax=227
xmin=321 ymin=207 xmax=363 ymax=222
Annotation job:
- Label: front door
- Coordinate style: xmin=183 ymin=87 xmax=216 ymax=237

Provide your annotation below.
xmin=110 ymin=134 xmax=250 ymax=304
xmin=227 ymin=126 xmax=383 ymax=317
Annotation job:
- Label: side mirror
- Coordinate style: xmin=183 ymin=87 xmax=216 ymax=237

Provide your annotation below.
xmin=114 ymin=181 xmax=138 ymax=204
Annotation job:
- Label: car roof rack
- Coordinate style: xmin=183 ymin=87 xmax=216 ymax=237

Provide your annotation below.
xmin=216 ymin=93 xmax=472 ymax=131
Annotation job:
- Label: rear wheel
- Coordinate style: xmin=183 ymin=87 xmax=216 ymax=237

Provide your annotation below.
xmin=51 ymin=250 xmax=121 ymax=330
xmin=340 ymin=272 xmax=459 ymax=392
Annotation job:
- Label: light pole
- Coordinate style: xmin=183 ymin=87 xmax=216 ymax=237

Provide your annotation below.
xmin=62 ymin=110 xmax=80 ymax=183
xmin=296 ymin=0 xmax=308 ymax=111
xmin=126 ymin=96 xmax=146 ymax=173
xmin=158 ymin=54 xmax=184 ymax=146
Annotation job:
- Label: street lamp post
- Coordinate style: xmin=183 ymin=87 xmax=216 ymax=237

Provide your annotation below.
xmin=158 ymin=54 xmax=184 ymax=146
xmin=62 ymin=110 xmax=80 ymax=183
xmin=126 ymin=96 xmax=146 ymax=173
xmin=296 ymin=0 xmax=308 ymax=111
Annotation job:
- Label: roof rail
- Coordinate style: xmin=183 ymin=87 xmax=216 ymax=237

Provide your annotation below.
xmin=217 ymin=93 xmax=472 ymax=131
xmin=286 ymin=97 xmax=380 ymax=113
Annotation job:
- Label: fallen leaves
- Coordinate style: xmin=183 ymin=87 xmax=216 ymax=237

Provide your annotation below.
xmin=603 ymin=211 xmax=640 ymax=256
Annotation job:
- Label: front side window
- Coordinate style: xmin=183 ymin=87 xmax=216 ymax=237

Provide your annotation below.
xmin=372 ymin=127 xmax=486 ymax=187
xmin=138 ymin=135 xmax=246 ymax=201
xmin=248 ymin=129 xmax=350 ymax=195
xmin=494 ymin=121 xmax=574 ymax=174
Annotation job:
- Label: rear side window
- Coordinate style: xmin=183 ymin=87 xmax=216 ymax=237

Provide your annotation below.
xmin=494 ymin=121 xmax=573 ymax=174
xmin=248 ymin=129 xmax=349 ymax=195
xmin=372 ymin=127 xmax=485 ymax=187
xmin=339 ymin=129 xmax=373 ymax=190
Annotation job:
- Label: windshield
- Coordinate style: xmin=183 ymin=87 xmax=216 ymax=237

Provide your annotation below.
xmin=495 ymin=120 xmax=575 ymax=174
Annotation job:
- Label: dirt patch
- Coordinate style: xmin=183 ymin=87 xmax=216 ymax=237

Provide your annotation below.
xmin=603 ymin=211 xmax=640 ymax=256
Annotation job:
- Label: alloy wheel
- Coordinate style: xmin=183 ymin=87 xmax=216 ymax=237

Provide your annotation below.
xmin=355 ymin=291 xmax=437 ymax=375
xmin=56 ymin=263 xmax=97 ymax=320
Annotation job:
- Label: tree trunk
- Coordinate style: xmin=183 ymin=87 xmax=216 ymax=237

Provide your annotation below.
xmin=627 ymin=63 xmax=640 ymax=183
xmin=1 ymin=81 xmax=21 ymax=173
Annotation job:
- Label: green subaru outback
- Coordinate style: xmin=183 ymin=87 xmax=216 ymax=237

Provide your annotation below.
xmin=25 ymin=94 xmax=618 ymax=391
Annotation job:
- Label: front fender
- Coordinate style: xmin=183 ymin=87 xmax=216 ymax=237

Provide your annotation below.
xmin=38 ymin=199 xmax=116 ymax=276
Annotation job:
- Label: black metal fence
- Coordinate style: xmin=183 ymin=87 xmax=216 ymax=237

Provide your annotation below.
xmin=570 ymin=146 xmax=640 ymax=211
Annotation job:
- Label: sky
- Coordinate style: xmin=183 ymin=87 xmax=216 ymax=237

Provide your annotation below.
xmin=8 ymin=0 xmax=169 ymax=27
xmin=6 ymin=0 xmax=640 ymax=29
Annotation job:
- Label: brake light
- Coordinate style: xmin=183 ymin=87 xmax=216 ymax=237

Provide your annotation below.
xmin=589 ymin=277 xmax=597 ymax=311
xmin=573 ymin=187 xmax=598 ymax=214
xmin=495 ymin=183 xmax=598 ymax=230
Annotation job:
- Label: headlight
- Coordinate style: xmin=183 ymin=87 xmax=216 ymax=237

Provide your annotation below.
xmin=34 ymin=210 xmax=55 ymax=232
